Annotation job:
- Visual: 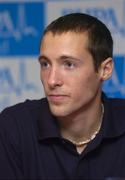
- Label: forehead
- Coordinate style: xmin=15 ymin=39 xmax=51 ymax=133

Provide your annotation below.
xmin=40 ymin=32 xmax=91 ymax=62
xmin=41 ymin=31 xmax=89 ymax=50
xmin=39 ymin=32 xmax=94 ymax=67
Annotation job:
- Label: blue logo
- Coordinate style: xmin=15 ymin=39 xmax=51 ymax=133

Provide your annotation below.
xmin=0 ymin=2 xmax=44 ymax=56
xmin=0 ymin=61 xmax=38 ymax=96
xmin=62 ymin=6 xmax=125 ymax=37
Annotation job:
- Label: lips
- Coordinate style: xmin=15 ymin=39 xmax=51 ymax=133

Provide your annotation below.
xmin=48 ymin=94 xmax=68 ymax=103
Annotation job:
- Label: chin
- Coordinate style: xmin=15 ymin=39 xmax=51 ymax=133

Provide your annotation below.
xmin=49 ymin=105 xmax=71 ymax=117
xmin=50 ymin=109 xmax=67 ymax=117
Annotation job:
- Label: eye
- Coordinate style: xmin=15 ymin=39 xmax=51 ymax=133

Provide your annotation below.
xmin=40 ymin=61 xmax=50 ymax=69
xmin=64 ymin=61 xmax=75 ymax=69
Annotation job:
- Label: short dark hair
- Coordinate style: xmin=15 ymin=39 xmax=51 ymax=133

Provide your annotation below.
xmin=43 ymin=13 xmax=113 ymax=71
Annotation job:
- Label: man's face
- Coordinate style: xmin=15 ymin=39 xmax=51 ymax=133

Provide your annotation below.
xmin=39 ymin=32 xmax=102 ymax=118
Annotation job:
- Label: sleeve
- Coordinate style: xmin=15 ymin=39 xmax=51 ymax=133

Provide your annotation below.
xmin=0 ymin=109 xmax=24 ymax=179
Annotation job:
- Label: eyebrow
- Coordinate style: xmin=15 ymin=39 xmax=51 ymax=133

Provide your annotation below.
xmin=59 ymin=55 xmax=81 ymax=62
xmin=38 ymin=55 xmax=82 ymax=62
xmin=38 ymin=55 xmax=49 ymax=62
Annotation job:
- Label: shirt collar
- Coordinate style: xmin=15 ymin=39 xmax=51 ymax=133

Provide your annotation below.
xmin=38 ymin=99 xmax=61 ymax=142
xmin=101 ymin=93 xmax=125 ymax=139
xmin=38 ymin=94 xmax=125 ymax=142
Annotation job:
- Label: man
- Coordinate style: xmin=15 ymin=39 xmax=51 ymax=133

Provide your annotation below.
xmin=0 ymin=13 xmax=125 ymax=179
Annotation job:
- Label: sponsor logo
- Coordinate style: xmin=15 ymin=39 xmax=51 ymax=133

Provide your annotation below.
xmin=0 ymin=61 xmax=37 ymax=95
xmin=0 ymin=58 xmax=43 ymax=111
xmin=0 ymin=2 xmax=44 ymax=55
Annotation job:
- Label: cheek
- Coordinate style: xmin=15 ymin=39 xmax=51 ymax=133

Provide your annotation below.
xmin=40 ymin=70 xmax=43 ymax=80
xmin=40 ymin=71 xmax=47 ymax=85
xmin=70 ymin=74 xmax=100 ymax=99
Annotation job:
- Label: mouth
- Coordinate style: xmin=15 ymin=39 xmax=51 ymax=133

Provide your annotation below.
xmin=47 ymin=94 xmax=68 ymax=103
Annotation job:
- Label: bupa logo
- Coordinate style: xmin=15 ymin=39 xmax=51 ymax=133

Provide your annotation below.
xmin=0 ymin=2 xmax=44 ymax=56
xmin=62 ymin=7 xmax=125 ymax=36
xmin=0 ymin=61 xmax=37 ymax=96
xmin=84 ymin=8 xmax=125 ymax=36
xmin=0 ymin=59 xmax=41 ymax=111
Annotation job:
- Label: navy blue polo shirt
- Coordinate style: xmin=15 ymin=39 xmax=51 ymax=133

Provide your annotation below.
xmin=0 ymin=94 xmax=125 ymax=179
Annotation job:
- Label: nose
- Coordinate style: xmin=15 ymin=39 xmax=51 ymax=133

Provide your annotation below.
xmin=47 ymin=67 xmax=63 ymax=88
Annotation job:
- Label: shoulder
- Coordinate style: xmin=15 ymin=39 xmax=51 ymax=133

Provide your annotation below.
xmin=0 ymin=98 xmax=49 ymax=145
xmin=0 ymin=98 xmax=48 ymax=129
xmin=1 ymin=98 xmax=47 ymax=114
xmin=0 ymin=99 xmax=49 ymax=159
xmin=108 ymin=97 xmax=125 ymax=108
xmin=105 ymin=96 xmax=125 ymax=116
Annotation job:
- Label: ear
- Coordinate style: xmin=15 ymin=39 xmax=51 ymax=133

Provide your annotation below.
xmin=99 ymin=57 xmax=114 ymax=81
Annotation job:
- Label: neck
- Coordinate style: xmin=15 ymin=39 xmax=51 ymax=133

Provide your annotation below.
xmin=58 ymin=100 xmax=103 ymax=143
